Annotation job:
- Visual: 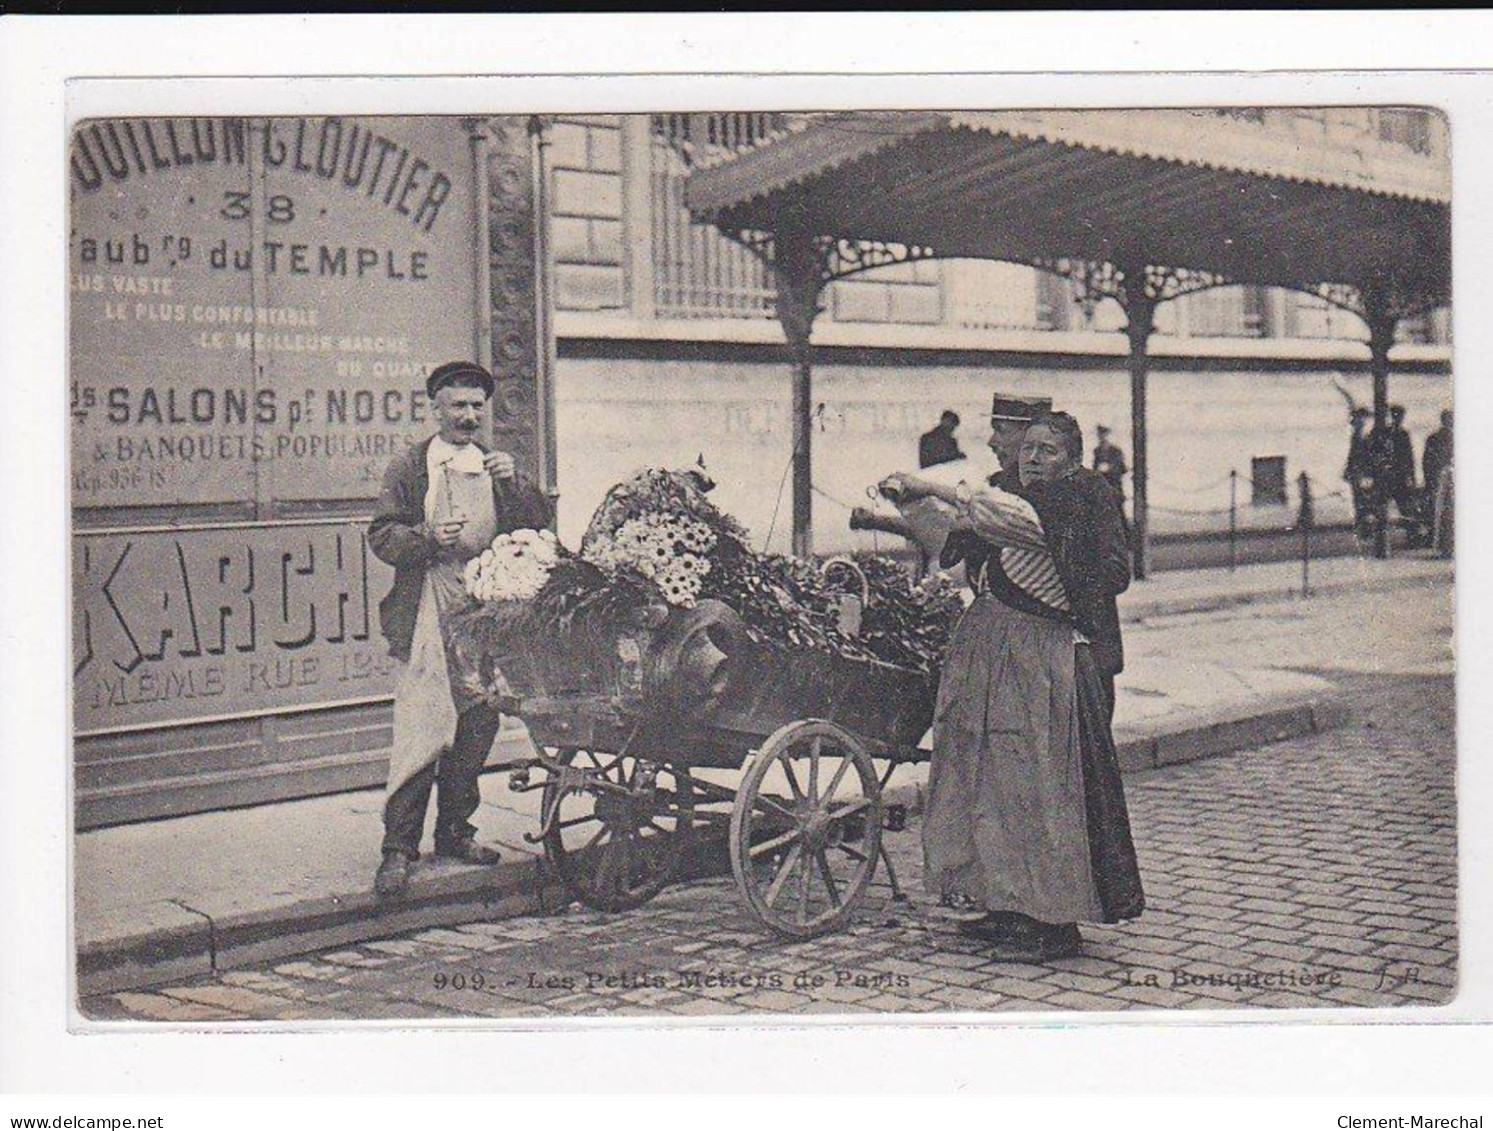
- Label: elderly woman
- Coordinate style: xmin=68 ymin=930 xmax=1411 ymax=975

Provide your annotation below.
xmin=887 ymin=411 xmax=1143 ymax=962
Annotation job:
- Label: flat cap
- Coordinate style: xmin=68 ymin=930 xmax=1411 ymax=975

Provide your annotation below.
xmin=990 ymin=393 xmax=1053 ymax=423
xmin=426 ymin=360 xmax=495 ymax=400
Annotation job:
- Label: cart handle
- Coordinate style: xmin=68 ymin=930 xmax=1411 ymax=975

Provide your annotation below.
xmin=822 ymin=556 xmax=870 ymax=606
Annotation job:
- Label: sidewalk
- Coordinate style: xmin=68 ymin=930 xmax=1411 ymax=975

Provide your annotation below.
xmin=75 ymin=554 xmax=1453 ymax=994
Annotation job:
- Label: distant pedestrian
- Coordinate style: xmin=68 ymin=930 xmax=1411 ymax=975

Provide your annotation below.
xmin=1423 ymin=410 xmax=1453 ymax=556
xmin=1091 ymin=424 xmax=1130 ymax=542
xmin=1422 ymin=409 xmax=1453 ymax=502
xmin=919 ymin=410 xmax=964 ymax=469
xmin=1367 ymin=405 xmax=1418 ymax=529
xmin=1091 ymin=425 xmax=1127 ymax=498
xmin=1344 ymin=407 xmax=1374 ymax=535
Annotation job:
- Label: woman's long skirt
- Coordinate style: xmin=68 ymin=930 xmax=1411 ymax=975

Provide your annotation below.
xmin=922 ymin=594 xmax=1105 ymax=925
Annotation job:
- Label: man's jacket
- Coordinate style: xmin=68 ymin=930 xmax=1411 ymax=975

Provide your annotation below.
xmin=367 ymin=436 xmax=554 ymax=662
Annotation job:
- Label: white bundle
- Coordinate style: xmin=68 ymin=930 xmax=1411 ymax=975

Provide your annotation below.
xmin=463 ymin=528 xmax=561 ymax=604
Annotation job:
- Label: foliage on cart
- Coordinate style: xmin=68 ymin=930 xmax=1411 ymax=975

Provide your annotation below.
xmin=450 ymin=465 xmax=953 ymax=743
xmin=580 ymin=467 xmax=963 ymax=674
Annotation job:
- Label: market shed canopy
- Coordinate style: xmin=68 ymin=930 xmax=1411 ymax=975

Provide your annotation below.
xmin=685 ymin=109 xmax=1451 ymax=568
xmin=686 ymin=109 xmax=1450 ymax=301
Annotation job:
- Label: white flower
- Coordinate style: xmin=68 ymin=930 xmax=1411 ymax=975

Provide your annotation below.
xmin=465 ymin=528 xmax=562 ymax=603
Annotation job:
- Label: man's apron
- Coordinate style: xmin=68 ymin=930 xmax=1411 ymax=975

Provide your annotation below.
xmin=386 ymin=446 xmax=498 ymax=798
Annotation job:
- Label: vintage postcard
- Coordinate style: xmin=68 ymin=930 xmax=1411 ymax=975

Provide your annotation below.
xmin=69 ymin=104 xmax=1455 ymax=1024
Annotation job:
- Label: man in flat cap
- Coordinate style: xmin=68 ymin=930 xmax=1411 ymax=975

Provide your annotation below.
xmin=368 ymin=361 xmax=553 ymax=899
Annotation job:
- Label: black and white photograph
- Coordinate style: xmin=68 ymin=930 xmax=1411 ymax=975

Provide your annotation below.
xmin=62 ymin=102 xmax=1458 ymax=1024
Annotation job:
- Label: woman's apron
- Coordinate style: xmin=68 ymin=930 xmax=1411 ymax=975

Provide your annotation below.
xmin=385 ymin=450 xmax=498 ymax=798
xmin=922 ymin=592 xmax=1104 ymax=925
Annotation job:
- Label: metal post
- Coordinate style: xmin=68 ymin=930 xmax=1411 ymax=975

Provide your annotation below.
xmin=1228 ymin=469 xmax=1238 ymax=572
xmin=1297 ymin=470 xmax=1314 ymax=598
xmin=771 ymin=231 xmax=825 ymax=559
xmin=1124 ymin=290 xmax=1157 ymax=581
xmin=1364 ymin=291 xmax=1397 ymax=562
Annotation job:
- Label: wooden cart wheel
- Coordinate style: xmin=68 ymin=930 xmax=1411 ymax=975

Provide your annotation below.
xmin=729 ymin=720 xmax=883 ymax=939
xmin=542 ymin=748 xmax=695 ymax=913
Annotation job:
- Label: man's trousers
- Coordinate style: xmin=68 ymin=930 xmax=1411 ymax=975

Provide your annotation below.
xmin=381 ymin=703 xmax=503 ymax=858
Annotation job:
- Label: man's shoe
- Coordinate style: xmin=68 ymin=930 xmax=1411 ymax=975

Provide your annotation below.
xmin=374 ymin=851 xmax=411 ymax=900
xmin=434 ymin=838 xmax=502 ymax=866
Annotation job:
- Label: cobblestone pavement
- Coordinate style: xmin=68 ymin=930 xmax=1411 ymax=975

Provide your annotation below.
xmin=83 ymin=673 xmax=1455 ymax=1022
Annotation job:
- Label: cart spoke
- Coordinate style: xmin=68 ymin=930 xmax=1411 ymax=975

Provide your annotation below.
xmin=822 ymin=755 xmax=853 ymax=804
xmin=807 ymin=736 xmax=822 ymax=801
xmin=763 ymin=843 xmax=803 ymax=909
xmin=833 ymin=841 xmax=869 ymax=864
xmin=815 ymin=848 xmax=842 ymax=908
xmin=780 ymin=758 xmax=806 ymax=803
xmin=592 ymin=835 xmax=622 ymax=893
xmin=795 ymin=849 xmax=812 ymax=925
xmin=579 ymin=824 xmax=610 ymax=855
xmin=554 ymin=815 xmax=603 ymax=833
xmin=828 ymin=797 xmax=871 ymax=820
xmin=752 ymin=793 xmax=799 ymax=824
xmin=748 ymin=827 xmax=802 ymax=860
xmin=617 ymin=829 xmax=636 ymax=890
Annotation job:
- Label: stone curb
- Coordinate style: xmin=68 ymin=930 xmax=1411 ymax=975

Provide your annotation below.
xmin=881 ymin=696 xmax=1352 ymax=814
xmin=1120 ymin=564 xmax=1446 ymax=624
xmin=76 ymin=695 xmax=1354 ymax=999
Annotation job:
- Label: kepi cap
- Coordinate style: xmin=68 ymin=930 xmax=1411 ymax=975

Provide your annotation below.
xmin=427 ymin=360 xmax=495 ymax=399
xmin=990 ymin=393 xmax=1053 ymax=423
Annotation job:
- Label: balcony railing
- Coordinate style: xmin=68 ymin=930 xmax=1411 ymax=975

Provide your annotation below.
xmin=651 ymin=113 xmax=782 ymax=319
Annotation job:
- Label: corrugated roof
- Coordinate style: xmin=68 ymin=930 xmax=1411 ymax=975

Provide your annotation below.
xmin=685 ymin=109 xmax=1450 ymax=299
xmin=690 ymin=109 xmax=1450 ymax=212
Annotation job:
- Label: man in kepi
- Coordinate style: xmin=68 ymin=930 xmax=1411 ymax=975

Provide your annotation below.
xmin=368 ymin=361 xmax=553 ymax=900
xmin=935 ymin=393 xmax=1052 ymax=580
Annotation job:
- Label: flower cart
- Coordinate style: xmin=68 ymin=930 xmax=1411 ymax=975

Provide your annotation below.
xmin=450 ymin=471 xmax=954 ymax=939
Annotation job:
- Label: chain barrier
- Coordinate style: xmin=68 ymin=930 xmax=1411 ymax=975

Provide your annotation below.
xmin=821 ymin=465 xmax=1357 ymax=589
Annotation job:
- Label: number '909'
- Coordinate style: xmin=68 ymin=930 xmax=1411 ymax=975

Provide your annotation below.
xmin=432 ymin=972 xmax=486 ymax=991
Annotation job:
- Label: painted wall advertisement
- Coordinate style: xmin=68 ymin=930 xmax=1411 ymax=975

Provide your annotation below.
xmin=73 ymin=522 xmax=397 ymax=733
xmin=70 ymin=116 xmax=489 ymax=733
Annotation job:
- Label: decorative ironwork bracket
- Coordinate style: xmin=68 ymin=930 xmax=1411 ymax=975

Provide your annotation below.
xmin=724 ymin=229 xmax=937 ymax=285
xmin=1303 ymin=277 xmax=1444 ymax=329
xmin=1031 ymin=257 xmax=1231 ymax=321
xmin=817 ymin=236 xmax=938 ymax=282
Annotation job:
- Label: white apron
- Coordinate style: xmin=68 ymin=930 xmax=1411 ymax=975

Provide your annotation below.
xmin=385 ymin=441 xmax=499 ymax=797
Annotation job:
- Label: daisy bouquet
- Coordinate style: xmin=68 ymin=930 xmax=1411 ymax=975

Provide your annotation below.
xmin=585 ymin=511 xmax=716 ymax=609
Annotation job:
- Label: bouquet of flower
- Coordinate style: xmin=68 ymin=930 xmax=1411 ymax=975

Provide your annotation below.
xmin=582 ymin=467 xmax=749 ymax=553
xmin=585 ymin=511 xmax=716 ymax=608
xmin=572 ymin=465 xmax=965 ymax=673
xmin=462 ymin=528 xmax=561 ymax=604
